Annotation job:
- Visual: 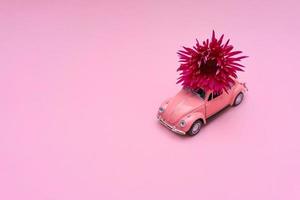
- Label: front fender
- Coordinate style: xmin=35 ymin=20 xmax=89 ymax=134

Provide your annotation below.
xmin=157 ymin=97 xmax=172 ymax=117
xmin=181 ymin=112 xmax=206 ymax=132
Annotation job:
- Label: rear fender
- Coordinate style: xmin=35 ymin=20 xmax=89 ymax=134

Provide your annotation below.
xmin=230 ymin=83 xmax=247 ymax=105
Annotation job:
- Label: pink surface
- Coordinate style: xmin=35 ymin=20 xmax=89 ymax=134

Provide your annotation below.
xmin=0 ymin=0 xmax=299 ymax=199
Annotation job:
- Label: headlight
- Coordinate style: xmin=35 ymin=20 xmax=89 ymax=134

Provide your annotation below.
xmin=158 ymin=107 xmax=164 ymax=113
xmin=179 ymin=120 xmax=186 ymax=127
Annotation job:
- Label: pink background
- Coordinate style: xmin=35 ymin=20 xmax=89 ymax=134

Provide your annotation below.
xmin=0 ymin=0 xmax=300 ymax=199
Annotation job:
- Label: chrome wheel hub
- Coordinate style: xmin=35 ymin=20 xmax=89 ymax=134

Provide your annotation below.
xmin=192 ymin=123 xmax=201 ymax=134
xmin=236 ymin=94 xmax=243 ymax=105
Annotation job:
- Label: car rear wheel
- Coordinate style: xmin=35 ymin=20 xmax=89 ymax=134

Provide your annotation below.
xmin=187 ymin=120 xmax=203 ymax=136
xmin=233 ymin=92 xmax=244 ymax=106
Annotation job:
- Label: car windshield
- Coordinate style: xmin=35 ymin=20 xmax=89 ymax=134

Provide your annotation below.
xmin=191 ymin=88 xmax=206 ymax=99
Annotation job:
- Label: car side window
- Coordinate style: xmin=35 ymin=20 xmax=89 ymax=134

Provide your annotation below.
xmin=208 ymin=92 xmax=221 ymax=101
xmin=208 ymin=93 xmax=213 ymax=101
xmin=213 ymin=92 xmax=221 ymax=99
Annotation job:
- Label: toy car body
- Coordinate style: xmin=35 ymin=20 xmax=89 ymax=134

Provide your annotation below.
xmin=157 ymin=80 xmax=247 ymax=136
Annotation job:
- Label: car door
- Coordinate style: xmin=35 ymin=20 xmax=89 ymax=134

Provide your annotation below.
xmin=205 ymin=91 xmax=226 ymax=117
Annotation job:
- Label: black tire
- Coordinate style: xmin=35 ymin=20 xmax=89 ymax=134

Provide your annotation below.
xmin=233 ymin=92 xmax=244 ymax=106
xmin=187 ymin=120 xmax=203 ymax=136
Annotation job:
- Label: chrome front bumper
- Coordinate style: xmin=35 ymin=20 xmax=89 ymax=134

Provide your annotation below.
xmin=158 ymin=117 xmax=185 ymax=135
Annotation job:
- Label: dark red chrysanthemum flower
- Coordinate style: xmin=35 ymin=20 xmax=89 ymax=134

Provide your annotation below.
xmin=177 ymin=31 xmax=247 ymax=93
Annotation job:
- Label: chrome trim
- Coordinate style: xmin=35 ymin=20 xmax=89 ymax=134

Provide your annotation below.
xmin=158 ymin=107 xmax=164 ymax=113
xmin=179 ymin=119 xmax=186 ymax=127
xmin=158 ymin=117 xmax=185 ymax=135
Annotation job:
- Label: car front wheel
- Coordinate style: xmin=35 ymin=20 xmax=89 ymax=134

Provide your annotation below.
xmin=187 ymin=120 xmax=203 ymax=136
xmin=233 ymin=92 xmax=244 ymax=106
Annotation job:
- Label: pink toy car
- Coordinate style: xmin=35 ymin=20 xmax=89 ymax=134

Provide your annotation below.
xmin=157 ymin=80 xmax=247 ymax=136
